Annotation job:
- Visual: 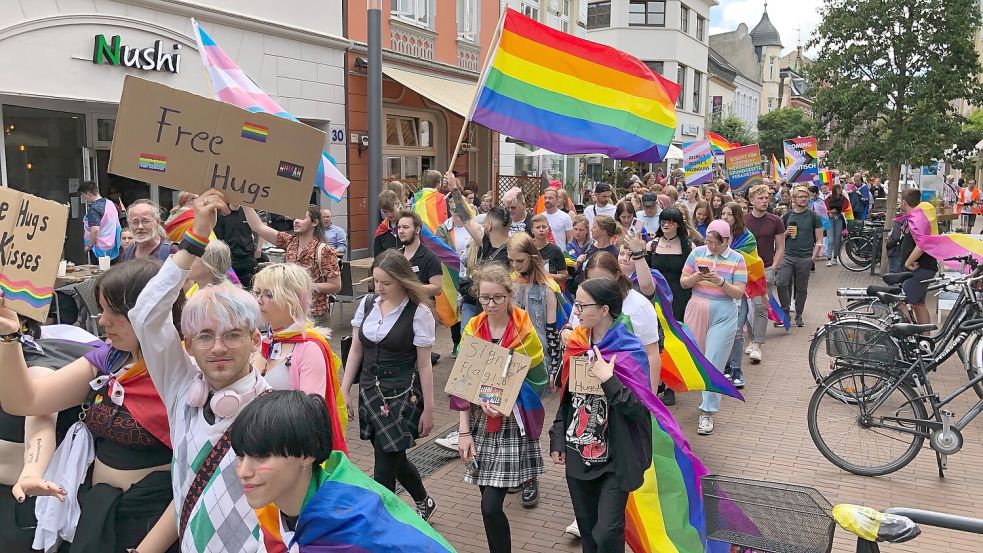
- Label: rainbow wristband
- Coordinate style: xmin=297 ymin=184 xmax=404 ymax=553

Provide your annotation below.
xmin=181 ymin=230 xmax=209 ymax=257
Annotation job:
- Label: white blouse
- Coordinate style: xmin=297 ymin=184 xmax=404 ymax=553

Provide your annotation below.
xmin=352 ymin=295 xmax=436 ymax=347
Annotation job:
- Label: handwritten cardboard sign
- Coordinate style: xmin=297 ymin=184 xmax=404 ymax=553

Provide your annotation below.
xmin=444 ymin=335 xmax=532 ymax=415
xmin=109 ymin=75 xmax=325 ymax=218
xmin=568 ymin=356 xmax=604 ymax=396
xmin=0 ymin=188 xmax=68 ymax=322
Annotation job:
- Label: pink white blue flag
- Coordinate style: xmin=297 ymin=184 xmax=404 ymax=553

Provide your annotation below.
xmin=191 ymin=19 xmax=349 ymax=201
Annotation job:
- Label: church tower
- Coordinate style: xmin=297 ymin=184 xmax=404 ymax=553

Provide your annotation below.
xmin=750 ymin=1 xmax=783 ymax=115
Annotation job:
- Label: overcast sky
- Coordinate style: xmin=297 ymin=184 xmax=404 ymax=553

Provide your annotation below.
xmin=709 ymin=0 xmax=823 ymax=55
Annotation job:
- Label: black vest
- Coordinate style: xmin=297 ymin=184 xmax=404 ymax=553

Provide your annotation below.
xmin=358 ymin=297 xmax=418 ymax=388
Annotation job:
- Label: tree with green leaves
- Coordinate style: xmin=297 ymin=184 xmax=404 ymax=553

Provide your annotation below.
xmin=708 ymin=114 xmax=756 ymax=147
xmin=757 ymin=108 xmax=815 ymax=160
xmin=809 ymin=0 xmax=983 ymax=264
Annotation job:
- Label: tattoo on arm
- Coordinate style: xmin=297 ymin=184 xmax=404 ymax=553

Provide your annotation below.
xmin=451 ymin=189 xmax=472 ymax=223
xmin=27 ymin=438 xmax=41 ymax=464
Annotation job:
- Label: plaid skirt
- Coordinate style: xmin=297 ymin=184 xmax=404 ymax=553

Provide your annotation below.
xmin=358 ymin=374 xmax=423 ymax=453
xmin=465 ymin=407 xmax=545 ymax=488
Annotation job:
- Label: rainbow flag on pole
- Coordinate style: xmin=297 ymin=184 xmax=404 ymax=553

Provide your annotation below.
xmin=770 ymin=154 xmax=782 ymax=182
xmin=192 ymin=19 xmax=349 ymax=201
xmin=707 ymin=131 xmax=737 ymax=155
xmin=470 ymin=9 xmax=679 ymax=162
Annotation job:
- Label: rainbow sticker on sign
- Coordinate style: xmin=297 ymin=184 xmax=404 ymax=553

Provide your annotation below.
xmin=138 ymin=154 xmax=166 ymax=172
xmin=241 ymin=122 xmax=269 ymax=143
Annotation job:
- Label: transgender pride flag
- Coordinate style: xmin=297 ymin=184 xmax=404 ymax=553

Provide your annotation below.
xmin=191 ymin=19 xmax=349 ymax=201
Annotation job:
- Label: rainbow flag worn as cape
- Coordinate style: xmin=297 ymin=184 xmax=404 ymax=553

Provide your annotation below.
xmin=273 ymin=451 xmax=456 ymax=552
xmin=471 ymin=9 xmax=679 ymax=162
xmin=192 ymin=20 xmax=349 ymax=201
xmin=707 ymin=131 xmax=736 ymax=155
xmin=451 ymin=308 xmax=548 ymax=438
xmin=770 ymin=154 xmax=782 ymax=182
xmin=409 ymin=188 xmax=462 ymax=327
xmin=810 ymin=198 xmax=831 ymax=231
xmin=729 ymin=230 xmax=767 ymax=298
xmin=562 ymin=322 xmax=707 ymax=553
xmin=632 ymin=271 xmax=744 ymax=399
xmin=902 ymin=201 xmax=983 ymax=266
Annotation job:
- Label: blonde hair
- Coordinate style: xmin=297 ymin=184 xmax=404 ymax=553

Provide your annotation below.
xmin=507 ymin=233 xmax=550 ymax=285
xmin=253 ymin=263 xmax=314 ymax=326
xmin=792 ymin=185 xmax=811 ymax=197
xmin=199 ymin=239 xmax=233 ymax=285
xmin=373 ymin=250 xmax=434 ymax=309
xmin=749 ymin=184 xmax=771 ymax=198
xmin=469 ymin=261 xmax=514 ymax=298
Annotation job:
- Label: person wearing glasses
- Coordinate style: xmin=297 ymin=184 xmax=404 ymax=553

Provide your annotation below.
xmin=339 ymin=249 xmax=438 ymax=522
xmin=680 ymin=219 xmax=747 ymax=436
xmin=121 ymin=199 xmax=179 ymax=262
xmin=0 ymin=257 xmax=180 ymax=553
xmin=453 ymin=262 xmax=548 ymax=553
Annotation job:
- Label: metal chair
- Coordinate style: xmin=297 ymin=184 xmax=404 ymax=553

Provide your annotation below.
xmin=73 ymin=278 xmax=104 ymax=337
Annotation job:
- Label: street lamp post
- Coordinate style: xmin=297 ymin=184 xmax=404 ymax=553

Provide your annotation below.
xmin=367 ymin=0 xmax=383 ymax=253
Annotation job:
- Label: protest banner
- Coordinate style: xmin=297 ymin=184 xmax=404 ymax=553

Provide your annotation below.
xmin=109 ymin=75 xmax=325 ymax=218
xmin=783 ymin=136 xmax=819 ymax=183
xmin=683 ymin=140 xmax=713 ymax=186
xmin=0 ymin=188 xmax=68 ymax=321
xmin=568 ymin=356 xmax=604 ymax=396
xmin=725 ymin=144 xmax=764 ymax=194
xmin=444 ymin=335 xmax=532 ymax=415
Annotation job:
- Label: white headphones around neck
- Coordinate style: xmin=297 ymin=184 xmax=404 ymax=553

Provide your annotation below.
xmin=186 ymin=371 xmax=263 ymax=419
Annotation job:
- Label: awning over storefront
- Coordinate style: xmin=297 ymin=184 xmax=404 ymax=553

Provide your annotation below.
xmin=381 ymin=65 xmax=477 ymax=118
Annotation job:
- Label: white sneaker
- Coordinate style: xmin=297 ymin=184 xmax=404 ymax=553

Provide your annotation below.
xmin=697 ymin=414 xmax=714 ymax=435
xmin=744 ymin=344 xmax=754 ymax=355
xmin=565 ymin=520 xmax=580 ymax=538
xmin=825 ymin=260 xmax=833 ymax=267
xmin=749 ymin=344 xmax=762 ymax=364
xmin=435 ymin=431 xmax=459 ymax=452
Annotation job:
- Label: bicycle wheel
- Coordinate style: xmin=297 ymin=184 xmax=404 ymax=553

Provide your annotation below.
xmin=963 ymin=332 xmax=983 ymax=399
xmin=839 ymin=236 xmax=873 ymax=272
xmin=808 ymin=368 xmax=928 ymax=476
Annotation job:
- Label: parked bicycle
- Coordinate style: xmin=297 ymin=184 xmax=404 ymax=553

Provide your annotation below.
xmin=839 ymin=215 xmax=887 ymax=273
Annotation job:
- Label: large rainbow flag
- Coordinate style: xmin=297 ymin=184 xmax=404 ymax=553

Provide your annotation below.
xmin=410 ymin=188 xmax=462 ymax=327
xmin=470 ymin=9 xmax=679 ymax=162
xmin=903 ymin=201 xmax=983 ymax=266
xmin=191 ymin=20 xmax=349 ymax=201
xmin=563 ymin=322 xmax=708 ymax=553
xmin=707 ymin=131 xmax=737 ymax=155
xmin=730 ymin=230 xmax=766 ymax=298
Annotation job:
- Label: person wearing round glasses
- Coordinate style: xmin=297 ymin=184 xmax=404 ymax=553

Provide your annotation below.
xmin=680 ymin=219 xmax=747 ymax=436
xmin=121 ymin=199 xmax=178 ymax=261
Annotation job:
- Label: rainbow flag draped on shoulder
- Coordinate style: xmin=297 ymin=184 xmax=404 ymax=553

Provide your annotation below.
xmin=410 ymin=188 xmax=462 ymax=327
xmin=729 ymin=230 xmax=766 ymax=299
xmin=471 ymin=9 xmax=679 ymax=162
xmin=451 ymin=308 xmax=548 ymax=438
xmin=562 ymin=322 xmax=708 ymax=553
xmin=631 ymin=271 xmax=743 ymax=399
xmin=191 ymin=19 xmax=349 ymax=201
xmin=902 ymin=201 xmax=983 ymax=265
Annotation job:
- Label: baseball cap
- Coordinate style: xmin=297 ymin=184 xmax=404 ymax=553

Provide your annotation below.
xmin=594 ymin=183 xmax=612 ymax=194
xmin=642 ymin=192 xmax=658 ymax=206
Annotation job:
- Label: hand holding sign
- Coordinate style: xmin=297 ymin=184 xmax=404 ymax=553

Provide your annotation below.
xmin=191 ymin=190 xmax=231 ymax=238
xmin=590 ymin=347 xmax=615 ymax=383
xmin=0 ymin=291 xmax=21 ymax=335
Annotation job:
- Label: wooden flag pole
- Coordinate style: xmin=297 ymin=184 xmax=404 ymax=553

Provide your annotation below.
xmin=447 ymin=8 xmax=510 ymax=193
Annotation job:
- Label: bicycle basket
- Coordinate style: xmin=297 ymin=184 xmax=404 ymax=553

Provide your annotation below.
xmin=825 ymin=321 xmax=899 ymax=367
xmin=702 ymin=475 xmax=835 ymax=553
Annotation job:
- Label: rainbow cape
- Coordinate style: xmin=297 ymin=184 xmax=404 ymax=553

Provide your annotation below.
xmin=192 ymin=20 xmax=349 ymax=201
xmin=770 ymin=154 xmax=782 ymax=182
xmin=632 ymin=271 xmax=744 ymax=399
xmin=810 ymin=198 xmax=831 ymax=231
xmin=451 ymin=308 xmax=548 ymax=438
xmin=164 ymin=208 xmax=195 ymax=242
xmin=902 ymin=201 xmax=983 ymax=266
xmin=266 ymin=451 xmax=457 ymax=552
xmin=471 ymin=9 xmax=679 ymax=162
xmin=409 ymin=188 xmax=462 ymax=327
xmin=562 ymin=322 xmax=708 ymax=553
xmin=729 ymin=230 xmax=766 ymax=298
xmin=707 ymin=131 xmax=736 ymax=156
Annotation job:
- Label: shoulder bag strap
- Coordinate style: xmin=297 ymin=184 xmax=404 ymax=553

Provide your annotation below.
xmin=178 ymin=428 xmax=234 ymax=539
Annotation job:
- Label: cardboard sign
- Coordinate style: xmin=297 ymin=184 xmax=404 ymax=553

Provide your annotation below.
xmin=568 ymin=355 xmax=604 ymax=396
xmin=0 ymin=188 xmax=69 ymax=322
xmin=725 ymin=144 xmax=764 ymax=194
xmin=444 ymin=335 xmax=532 ymax=415
xmin=109 ymin=75 xmax=325 ymax=218
xmin=783 ymin=136 xmax=818 ymax=183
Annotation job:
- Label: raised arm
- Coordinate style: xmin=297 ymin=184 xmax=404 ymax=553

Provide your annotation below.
xmin=446 ymin=175 xmax=485 ymax=243
xmin=242 ymin=206 xmax=281 ymax=245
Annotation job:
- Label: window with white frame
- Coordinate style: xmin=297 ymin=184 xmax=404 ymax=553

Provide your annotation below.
xmin=560 ymin=0 xmax=570 ymax=32
xmin=696 ymin=15 xmax=705 ymax=41
xmin=391 ymin=0 xmax=433 ymax=29
xmin=680 ymin=4 xmax=690 ymax=33
xmin=676 ymin=64 xmax=687 ymax=110
xmin=769 ymin=56 xmax=775 ymax=80
xmin=457 ymin=0 xmax=478 ymax=42
xmin=692 ymin=70 xmax=702 ymax=113
xmin=520 ymin=1 xmax=539 ymax=19
xmin=587 ymin=1 xmax=611 ymax=29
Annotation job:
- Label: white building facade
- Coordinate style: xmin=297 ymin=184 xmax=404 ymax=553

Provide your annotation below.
xmin=0 ymin=0 xmax=348 ymax=262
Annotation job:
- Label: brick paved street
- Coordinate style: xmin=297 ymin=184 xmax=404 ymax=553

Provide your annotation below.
xmin=325 ymin=263 xmax=983 ymax=552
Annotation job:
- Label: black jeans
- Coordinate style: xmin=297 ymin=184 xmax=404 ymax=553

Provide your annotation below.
xmin=567 ymin=472 xmax=630 ymax=553
xmin=372 ymin=437 xmax=427 ymax=502
xmin=478 ymin=485 xmax=511 ymax=553
xmin=451 ymin=322 xmax=462 ymax=347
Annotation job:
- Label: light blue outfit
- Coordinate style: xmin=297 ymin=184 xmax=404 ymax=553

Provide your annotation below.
xmin=323 ymin=224 xmax=348 ymax=254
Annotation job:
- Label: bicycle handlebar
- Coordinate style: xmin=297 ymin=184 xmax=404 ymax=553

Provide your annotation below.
xmin=883 ymin=508 xmax=983 ymax=535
